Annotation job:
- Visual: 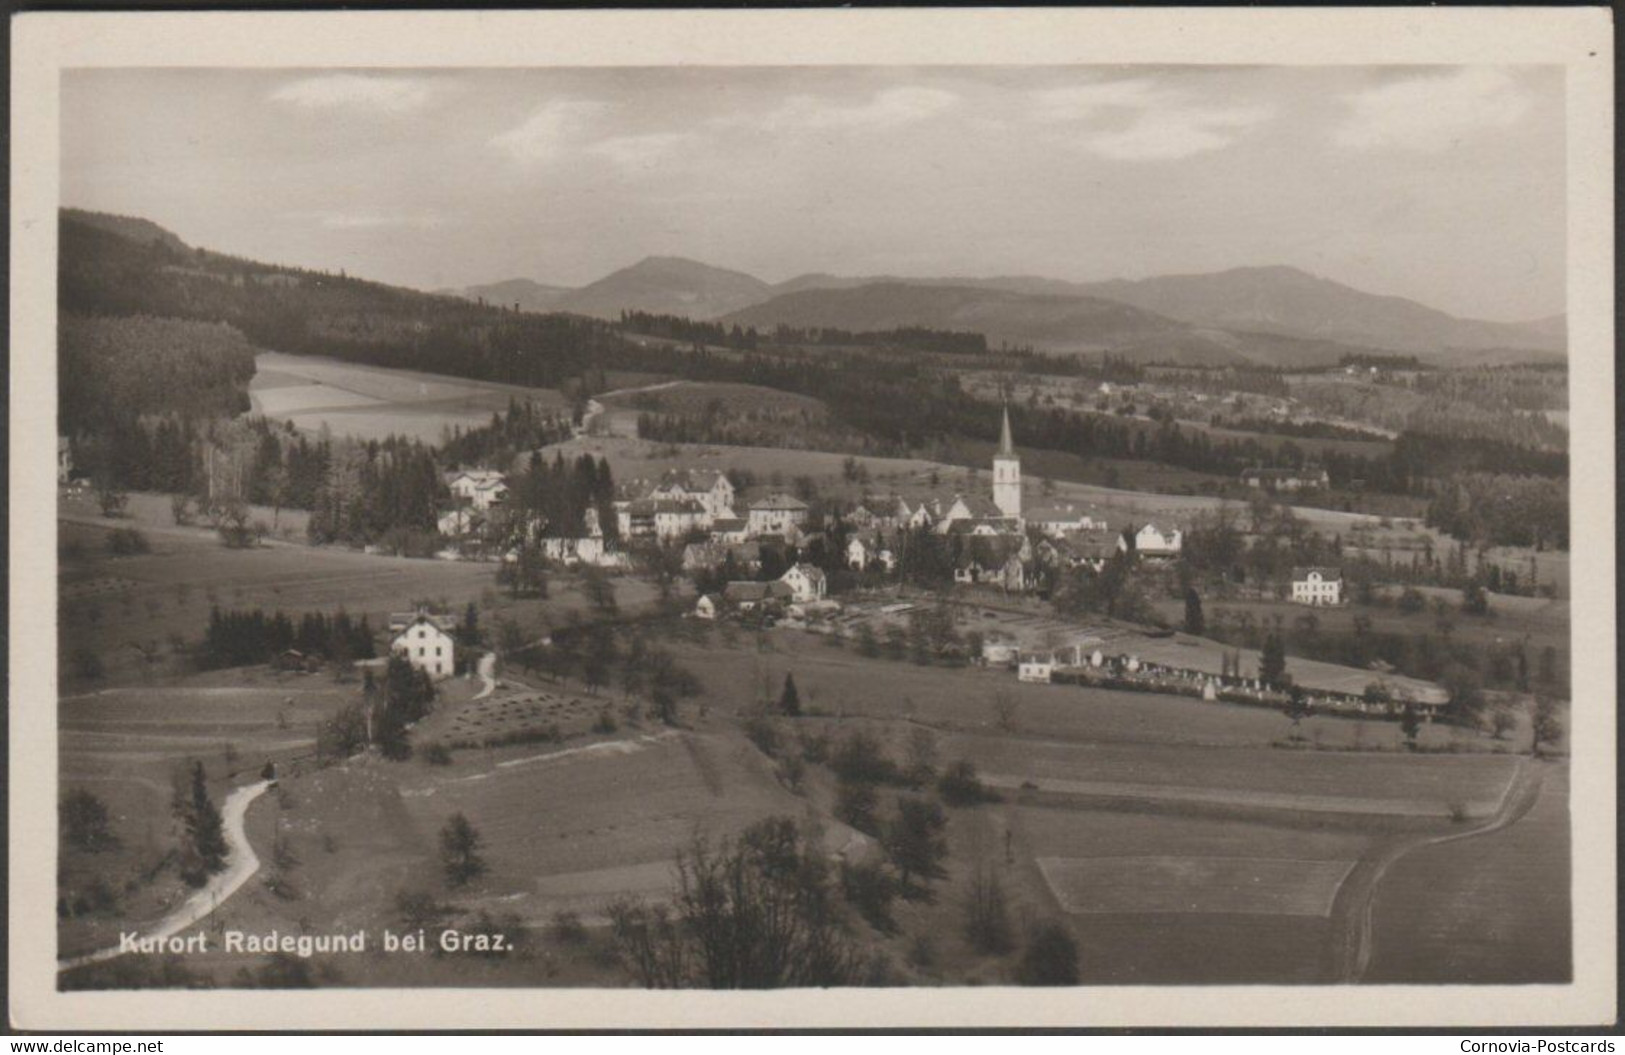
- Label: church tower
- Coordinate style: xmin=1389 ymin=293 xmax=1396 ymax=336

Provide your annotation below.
xmin=993 ymin=403 xmax=1022 ymax=521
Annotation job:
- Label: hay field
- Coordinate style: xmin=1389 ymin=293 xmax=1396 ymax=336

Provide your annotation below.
xmin=1364 ymin=763 xmax=1571 ymax=983
xmin=249 ymin=352 xmax=569 ymax=444
xmin=1038 ymin=856 xmax=1356 ymax=916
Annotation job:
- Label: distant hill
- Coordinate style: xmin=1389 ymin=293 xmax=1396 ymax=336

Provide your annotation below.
xmin=61 ymin=208 xmax=190 ymax=253
xmin=549 ymin=255 xmax=772 ymax=321
xmin=1071 ymin=265 xmax=1564 ymax=363
xmin=451 ymin=277 xmax=570 ymax=313
xmin=722 ymin=282 xmax=1187 ymax=354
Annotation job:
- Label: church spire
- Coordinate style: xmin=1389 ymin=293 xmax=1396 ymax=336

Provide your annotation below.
xmin=998 ymin=402 xmax=1015 ymax=457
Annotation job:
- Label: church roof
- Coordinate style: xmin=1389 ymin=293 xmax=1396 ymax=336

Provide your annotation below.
xmin=998 ymin=404 xmax=1015 ymax=457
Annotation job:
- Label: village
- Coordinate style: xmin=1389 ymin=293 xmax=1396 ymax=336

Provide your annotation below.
xmin=382 ymin=405 xmax=1446 ymax=726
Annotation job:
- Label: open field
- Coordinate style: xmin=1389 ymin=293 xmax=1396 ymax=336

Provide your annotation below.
xmin=57 ymin=498 xmax=660 ymax=689
xmin=949 ymin=734 xmax=1518 ymax=820
xmin=665 ymin=630 xmax=1486 ymax=751
xmin=1364 ymin=762 xmax=1571 ymax=983
xmin=1011 ymin=804 xmax=1376 ymax=983
xmin=57 ymin=675 xmax=356 ymax=960
xmin=249 ymin=352 xmax=569 ymax=444
xmin=1038 ymin=856 xmax=1355 ymax=916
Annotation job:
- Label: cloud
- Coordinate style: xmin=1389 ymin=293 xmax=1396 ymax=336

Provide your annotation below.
xmin=296 ymin=210 xmax=444 ymax=230
xmin=1029 ymin=77 xmax=1273 ymax=161
xmin=586 ymin=132 xmax=692 ymax=169
xmin=1333 ymin=68 xmax=1532 ymax=151
xmin=489 ymin=100 xmax=612 ymax=163
xmin=1085 ymin=104 xmax=1274 ymax=161
xmin=723 ymin=86 xmax=958 ymax=133
xmin=270 ymin=74 xmax=433 ymax=114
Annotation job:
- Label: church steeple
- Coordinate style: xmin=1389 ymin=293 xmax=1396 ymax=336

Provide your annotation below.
xmin=993 ymin=401 xmax=1022 ymax=522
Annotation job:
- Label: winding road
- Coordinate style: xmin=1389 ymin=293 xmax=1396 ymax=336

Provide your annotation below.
xmin=58 ymin=779 xmax=272 ymax=973
xmin=1326 ymin=757 xmax=1546 ymax=983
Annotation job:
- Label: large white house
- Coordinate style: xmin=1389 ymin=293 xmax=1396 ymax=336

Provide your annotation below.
xmin=747 ymin=494 xmax=810 ymax=537
xmin=447 ymin=469 xmax=509 ymax=511
xmin=1126 ymin=523 xmax=1183 ymax=559
xmin=779 ymin=563 xmax=828 ymax=603
xmin=649 ymin=469 xmax=736 ymax=520
xmin=388 ymin=610 xmax=457 ymax=680
xmin=1291 ymin=566 xmax=1344 ymax=606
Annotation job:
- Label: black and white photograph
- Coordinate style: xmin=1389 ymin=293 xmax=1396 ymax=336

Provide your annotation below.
xmin=9 ymin=7 xmax=1614 ymax=1031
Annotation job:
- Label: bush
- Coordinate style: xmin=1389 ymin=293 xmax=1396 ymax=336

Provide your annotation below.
xmin=549 ymin=910 xmax=590 ymax=945
xmin=831 ymin=729 xmax=901 ymax=785
xmin=420 ymin=741 xmax=454 ymax=766
xmin=60 ymin=788 xmax=118 ymax=852
xmin=938 ymin=759 xmax=999 ymax=807
xmin=1015 ymin=922 xmax=1080 ymax=986
xmin=592 ymin=708 xmax=618 ymax=735
xmin=963 ymin=867 xmax=1014 ymax=954
xmin=743 ymin=715 xmax=782 ymax=758
xmin=834 ymin=777 xmax=881 ymax=835
xmin=106 ymin=527 xmax=150 ymax=556
xmin=840 ymin=859 xmax=899 ymax=933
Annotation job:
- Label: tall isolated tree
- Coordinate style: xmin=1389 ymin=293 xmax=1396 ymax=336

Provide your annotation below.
xmin=779 ymin=672 xmax=801 ymax=718
xmin=439 ymin=812 xmax=487 ymax=887
xmin=1259 ymin=633 xmax=1287 ymax=689
xmin=1182 ymin=587 xmax=1205 ymax=635
xmin=177 ymin=760 xmax=227 ymax=885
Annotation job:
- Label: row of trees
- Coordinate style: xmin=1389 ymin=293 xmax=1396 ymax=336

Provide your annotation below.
xmin=197 ymin=607 xmax=378 ymax=671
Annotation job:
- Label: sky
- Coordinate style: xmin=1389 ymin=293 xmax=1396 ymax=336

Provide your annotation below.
xmin=61 ymin=65 xmax=1567 ymax=321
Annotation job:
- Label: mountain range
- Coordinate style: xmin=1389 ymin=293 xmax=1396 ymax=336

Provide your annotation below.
xmin=63 ymin=207 xmax=1562 ymax=368
xmin=456 ymin=256 xmax=1563 ymax=367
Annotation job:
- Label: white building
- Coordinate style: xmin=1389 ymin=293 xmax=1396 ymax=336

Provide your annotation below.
xmin=992 ymin=404 xmax=1022 ymax=521
xmin=437 ymin=508 xmax=479 ymax=537
xmin=779 ymin=563 xmax=828 ymax=603
xmin=747 ymin=494 xmax=810 ymax=537
xmin=1127 ymin=523 xmax=1183 ymax=559
xmin=1291 ymin=566 xmax=1344 ymax=606
xmin=388 ymin=611 xmax=457 ymax=680
xmin=1025 ymin=502 xmax=1098 ymax=538
xmin=1017 ymin=651 xmax=1054 ymax=684
xmin=650 ymin=470 xmax=736 ymax=520
xmin=447 ymin=469 xmax=508 ymax=511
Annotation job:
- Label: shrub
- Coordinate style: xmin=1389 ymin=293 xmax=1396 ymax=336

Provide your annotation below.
xmin=106 ymin=527 xmax=149 ymax=556
xmin=420 ymin=741 xmax=454 ymax=766
xmin=549 ymin=910 xmax=590 ymax=945
xmin=1015 ymin=922 xmax=1080 ymax=986
xmin=592 ymin=709 xmax=618 ymax=735
xmin=840 ymin=859 xmax=899 ymax=933
xmin=963 ymin=867 xmax=1014 ymax=954
xmin=938 ymin=759 xmax=999 ymax=807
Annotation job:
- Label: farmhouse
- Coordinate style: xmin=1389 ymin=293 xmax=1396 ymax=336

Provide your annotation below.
xmin=437 ymin=507 xmax=480 ymax=537
xmin=649 ymin=469 xmax=736 ymax=520
xmin=847 ymin=532 xmax=896 ymax=572
xmin=447 ymin=469 xmax=509 ymax=510
xmin=780 ymin=563 xmax=828 ymax=603
xmin=723 ymin=579 xmax=794 ymax=611
xmin=953 ymin=536 xmax=1028 ymax=592
xmin=619 ymin=497 xmax=708 ymax=541
xmin=388 ymin=610 xmax=456 ymax=679
xmin=1017 ymin=651 xmax=1055 ymax=683
xmin=1241 ymin=466 xmax=1330 ymax=492
xmin=693 ymin=594 xmax=720 ymax=620
xmin=1291 ymin=566 xmax=1344 ymax=606
xmin=1025 ymin=502 xmax=1098 ymax=537
xmin=1127 ymin=523 xmax=1183 ymax=560
xmin=708 ymin=517 xmax=750 ymax=544
xmin=747 ymin=493 xmax=810 ymax=537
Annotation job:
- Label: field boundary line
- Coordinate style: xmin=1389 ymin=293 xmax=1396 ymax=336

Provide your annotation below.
xmin=1329 ymin=756 xmax=1545 ymax=983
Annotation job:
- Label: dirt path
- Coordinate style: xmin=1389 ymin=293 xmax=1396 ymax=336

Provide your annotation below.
xmin=58 ymin=779 xmax=272 ymax=972
xmin=1325 ymin=757 xmax=1544 ymax=983
xmin=473 ymin=652 xmax=497 ymax=700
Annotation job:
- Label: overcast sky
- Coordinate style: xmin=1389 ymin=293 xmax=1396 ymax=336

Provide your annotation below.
xmin=62 ymin=65 xmax=1566 ymax=321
